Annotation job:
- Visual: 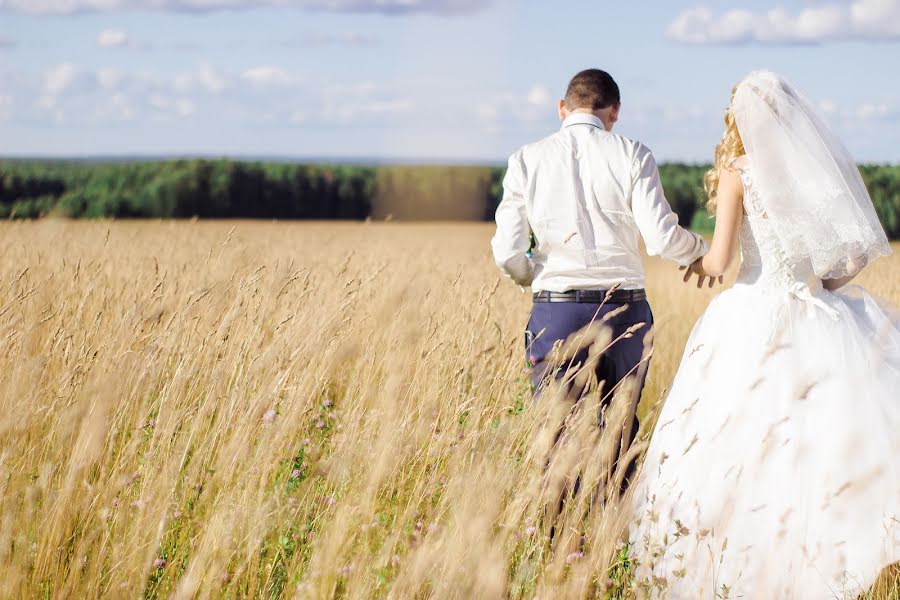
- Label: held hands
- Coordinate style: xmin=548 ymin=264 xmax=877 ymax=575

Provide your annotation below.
xmin=680 ymin=258 xmax=724 ymax=289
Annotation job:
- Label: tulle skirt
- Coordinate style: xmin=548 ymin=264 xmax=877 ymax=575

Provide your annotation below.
xmin=630 ymin=282 xmax=900 ymax=599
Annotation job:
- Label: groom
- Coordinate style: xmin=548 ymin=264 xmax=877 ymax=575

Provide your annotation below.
xmin=491 ymin=68 xmax=709 ymax=423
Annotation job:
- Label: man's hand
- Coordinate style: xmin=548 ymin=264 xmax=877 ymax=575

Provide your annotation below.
xmin=679 ymin=258 xmax=724 ymax=289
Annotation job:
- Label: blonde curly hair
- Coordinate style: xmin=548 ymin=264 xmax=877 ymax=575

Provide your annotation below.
xmin=704 ymin=85 xmax=745 ymax=214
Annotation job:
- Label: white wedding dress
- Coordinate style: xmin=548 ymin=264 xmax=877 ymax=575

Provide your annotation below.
xmin=629 ymin=160 xmax=900 ymax=599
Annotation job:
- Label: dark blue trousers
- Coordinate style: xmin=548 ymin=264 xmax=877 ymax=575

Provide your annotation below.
xmin=525 ymin=299 xmax=653 ymax=426
xmin=527 ymin=298 xmax=653 ymax=527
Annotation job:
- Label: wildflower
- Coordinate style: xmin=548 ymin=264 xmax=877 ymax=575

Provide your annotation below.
xmin=315 ymin=419 xmax=325 ymax=429
xmin=173 ymin=510 xmax=183 ymax=519
xmin=338 ymin=564 xmax=352 ymax=577
xmin=112 ymin=497 xmax=120 ymax=508
xmin=263 ymin=409 xmax=277 ymax=424
xmin=391 ymin=554 xmax=401 ymax=567
xmin=565 ymin=551 xmax=584 ymax=564
xmin=290 ymin=469 xmax=302 ymax=479
xmin=327 ymin=411 xmax=336 ymax=420
xmin=145 ymin=418 xmax=156 ymax=429
xmin=153 ymin=557 xmax=166 ymax=569
xmin=323 ymin=398 xmax=333 ymax=408
xmin=324 ymin=495 xmax=335 ymax=506
xmin=302 ymin=437 xmax=310 ymax=446
xmin=131 ymin=498 xmax=145 ymax=509
xmin=525 ymin=526 xmax=536 ymax=536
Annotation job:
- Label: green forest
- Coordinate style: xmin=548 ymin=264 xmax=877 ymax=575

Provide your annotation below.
xmin=1 ymin=159 xmax=898 ymax=238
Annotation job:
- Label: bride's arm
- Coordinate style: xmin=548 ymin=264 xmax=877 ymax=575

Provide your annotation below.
xmin=822 ymin=258 xmax=868 ymax=292
xmin=682 ymin=168 xmax=744 ymax=287
xmin=823 ymin=276 xmax=854 ymax=291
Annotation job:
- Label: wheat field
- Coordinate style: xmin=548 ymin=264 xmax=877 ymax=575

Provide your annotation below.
xmin=0 ymin=221 xmax=896 ymax=599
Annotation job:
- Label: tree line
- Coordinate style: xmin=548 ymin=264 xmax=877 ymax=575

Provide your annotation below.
xmin=1 ymin=159 xmax=898 ymax=238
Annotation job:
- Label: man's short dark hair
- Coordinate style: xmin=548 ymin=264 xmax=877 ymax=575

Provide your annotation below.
xmin=565 ymin=69 xmax=620 ymax=111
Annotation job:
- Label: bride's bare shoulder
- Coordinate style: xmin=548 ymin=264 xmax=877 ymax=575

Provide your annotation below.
xmin=730 ymin=155 xmax=750 ymax=170
xmin=717 ymin=168 xmax=744 ymax=201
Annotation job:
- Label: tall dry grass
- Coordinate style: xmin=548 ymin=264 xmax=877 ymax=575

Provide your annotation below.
xmin=0 ymin=221 xmax=896 ymax=599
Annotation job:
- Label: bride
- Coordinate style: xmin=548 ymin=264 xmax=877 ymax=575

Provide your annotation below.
xmin=629 ymin=70 xmax=899 ymax=598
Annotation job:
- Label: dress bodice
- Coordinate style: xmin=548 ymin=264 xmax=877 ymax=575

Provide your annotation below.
xmin=734 ymin=163 xmax=821 ymax=292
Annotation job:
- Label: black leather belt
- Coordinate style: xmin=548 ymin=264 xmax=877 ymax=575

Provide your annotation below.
xmin=533 ymin=289 xmax=646 ymax=303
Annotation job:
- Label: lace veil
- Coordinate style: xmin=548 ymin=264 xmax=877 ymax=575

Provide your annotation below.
xmin=732 ymin=70 xmax=891 ymax=279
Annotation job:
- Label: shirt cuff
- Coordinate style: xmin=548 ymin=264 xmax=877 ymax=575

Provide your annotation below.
xmin=689 ymin=236 xmax=710 ymax=265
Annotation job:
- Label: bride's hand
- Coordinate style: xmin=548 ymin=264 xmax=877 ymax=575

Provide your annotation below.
xmin=680 ymin=258 xmax=724 ymax=289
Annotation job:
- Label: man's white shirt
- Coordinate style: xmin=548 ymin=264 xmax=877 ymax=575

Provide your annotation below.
xmin=491 ymin=113 xmax=708 ymax=292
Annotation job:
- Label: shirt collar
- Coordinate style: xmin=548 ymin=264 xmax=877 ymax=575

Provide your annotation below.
xmin=561 ymin=113 xmax=606 ymax=131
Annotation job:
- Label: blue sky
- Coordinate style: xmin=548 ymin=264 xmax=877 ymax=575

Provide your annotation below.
xmin=0 ymin=0 xmax=898 ymax=162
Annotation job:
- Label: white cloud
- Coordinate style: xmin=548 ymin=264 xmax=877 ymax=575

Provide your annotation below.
xmin=668 ymin=0 xmax=900 ymax=44
xmin=178 ymin=100 xmax=196 ymax=117
xmin=198 ymin=63 xmax=227 ymax=93
xmin=241 ymin=65 xmax=295 ymax=87
xmin=526 ymin=84 xmax=550 ymax=107
xmin=363 ymin=100 xmax=411 ymax=113
xmin=97 ymin=28 xmax=145 ymax=49
xmin=97 ymin=68 xmax=125 ymax=89
xmin=0 ymin=94 xmax=12 ymax=120
xmin=174 ymin=62 xmax=229 ymax=94
xmin=44 ymin=63 xmax=78 ymax=95
xmin=28 ymin=62 xmax=213 ymax=123
xmin=323 ymin=81 xmax=378 ymax=96
xmin=98 ymin=29 xmax=127 ymax=47
xmin=19 ymin=61 xmax=416 ymax=129
xmin=475 ymin=103 xmax=497 ymax=121
xmin=856 ymin=102 xmax=891 ymax=119
xmin=0 ymin=0 xmax=490 ymax=15
xmin=149 ymin=94 xmax=196 ymax=118
xmin=819 ymin=99 xmax=838 ymax=116
xmin=323 ymin=98 xmax=411 ymax=121
xmin=476 ymin=85 xmax=555 ymax=128
xmin=108 ymin=92 xmax=136 ymax=121
xmin=296 ymin=32 xmax=379 ymax=47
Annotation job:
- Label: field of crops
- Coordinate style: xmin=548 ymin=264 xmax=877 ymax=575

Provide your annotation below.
xmin=0 ymin=221 xmax=896 ymax=598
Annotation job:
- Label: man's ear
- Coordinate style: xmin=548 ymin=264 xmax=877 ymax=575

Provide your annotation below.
xmin=558 ymin=100 xmax=567 ymax=121
xmin=609 ymin=103 xmax=621 ymax=124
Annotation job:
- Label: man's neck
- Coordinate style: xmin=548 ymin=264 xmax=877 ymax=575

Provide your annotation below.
xmin=562 ymin=112 xmax=607 ymax=131
xmin=563 ymin=109 xmax=610 ymax=130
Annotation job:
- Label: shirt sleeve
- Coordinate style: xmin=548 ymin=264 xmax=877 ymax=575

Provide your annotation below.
xmin=630 ymin=145 xmax=708 ymax=267
xmin=491 ymin=150 xmax=535 ymax=286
